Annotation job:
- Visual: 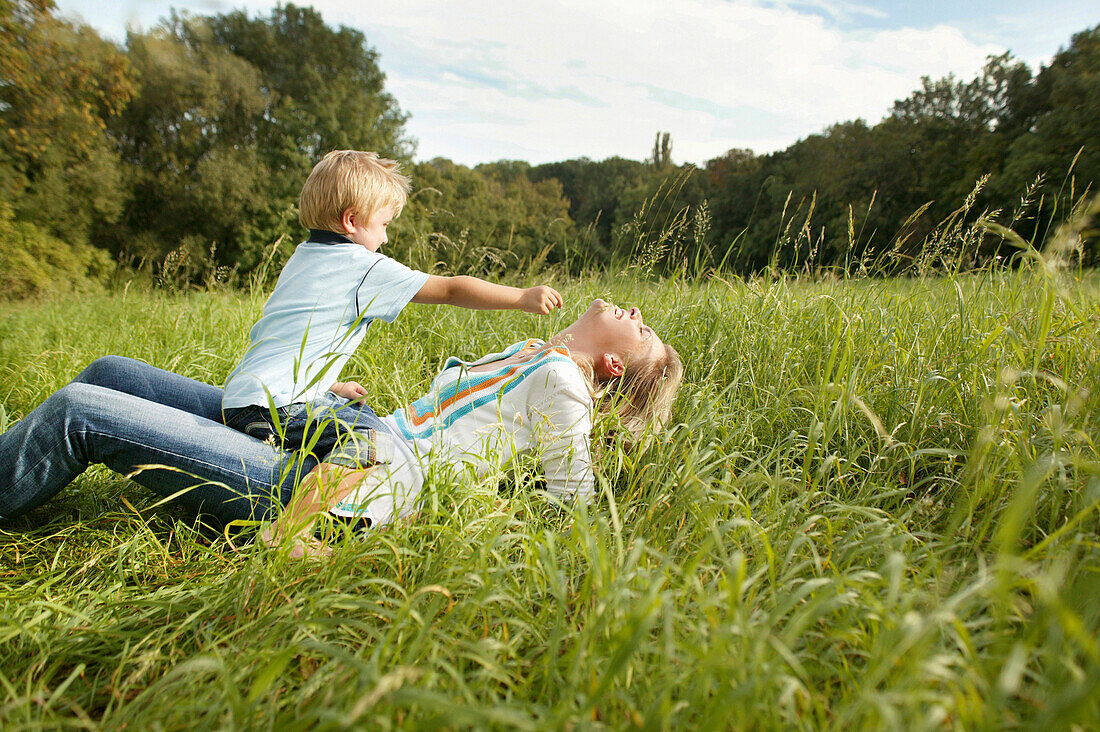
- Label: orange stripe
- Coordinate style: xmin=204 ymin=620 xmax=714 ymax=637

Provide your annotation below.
xmin=407 ymin=345 xmax=570 ymax=427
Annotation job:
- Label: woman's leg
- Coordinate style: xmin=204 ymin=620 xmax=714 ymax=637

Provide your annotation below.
xmin=74 ymin=355 xmax=224 ymax=421
xmin=0 ymin=382 xmax=314 ymax=524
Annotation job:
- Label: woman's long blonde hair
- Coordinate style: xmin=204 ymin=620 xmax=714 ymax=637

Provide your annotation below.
xmin=573 ymin=342 xmax=683 ymax=450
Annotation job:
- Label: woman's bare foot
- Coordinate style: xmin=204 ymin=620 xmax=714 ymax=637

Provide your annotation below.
xmin=257 ymin=522 xmax=279 ymax=547
xmin=288 ymin=534 xmax=332 ymax=559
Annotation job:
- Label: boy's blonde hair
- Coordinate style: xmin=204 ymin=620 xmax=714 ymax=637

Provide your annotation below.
xmin=299 ymin=150 xmax=412 ymax=232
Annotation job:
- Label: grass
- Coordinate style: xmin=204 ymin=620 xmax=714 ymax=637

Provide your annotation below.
xmin=1 ymin=258 xmax=1099 ymax=729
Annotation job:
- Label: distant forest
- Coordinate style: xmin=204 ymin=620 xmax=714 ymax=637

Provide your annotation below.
xmin=2 ymin=1 xmax=1098 ymax=296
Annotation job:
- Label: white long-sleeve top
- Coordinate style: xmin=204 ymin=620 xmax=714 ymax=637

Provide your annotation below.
xmin=332 ymin=339 xmax=595 ymax=526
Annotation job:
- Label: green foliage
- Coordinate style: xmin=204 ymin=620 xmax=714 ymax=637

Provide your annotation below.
xmin=529 ymin=156 xmax=653 ymax=260
xmin=1001 ymin=26 xmax=1100 ymax=233
xmin=700 ymin=27 xmax=1100 ymax=273
xmin=0 ymin=202 xmax=113 ymax=298
xmin=201 ymin=3 xmax=413 ymax=163
xmin=1 ymin=5 xmax=1098 ymax=294
xmin=1 ymin=251 xmax=1099 ymax=726
xmin=99 ymin=4 xmax=412 ymax=275
xmin=108 ymin=22 xmax=270 ymax=269
xmin=390 ymin=157 xmax=575 ymax=275
xmin=0 ymin=0 xmax=134 ymax=247
xmin=614 ymin=165 xmax=710 ymax=274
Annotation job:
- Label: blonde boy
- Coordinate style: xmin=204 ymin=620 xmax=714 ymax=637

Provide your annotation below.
xmin=222 ymin=150 xmax=562 ymax=462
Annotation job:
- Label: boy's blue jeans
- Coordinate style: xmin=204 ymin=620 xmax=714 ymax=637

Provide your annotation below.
xmin=0 ymin=356 xmax=322 ymax=525
xmin=222 ymin=393 xmax=389 ymax=468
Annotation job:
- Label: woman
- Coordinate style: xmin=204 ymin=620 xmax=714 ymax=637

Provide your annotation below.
xmin=0 ymin=299 xmax=682 ymax=548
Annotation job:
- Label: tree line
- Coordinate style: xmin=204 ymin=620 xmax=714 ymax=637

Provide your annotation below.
xmin=523 ymin=30 xmax=1100 ymax=274
xmin=1 ymin=1 xmax=1097 ymax=297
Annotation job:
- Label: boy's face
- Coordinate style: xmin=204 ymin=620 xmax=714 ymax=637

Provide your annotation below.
xmin=342 ymin=206 xmax=395 ymax=252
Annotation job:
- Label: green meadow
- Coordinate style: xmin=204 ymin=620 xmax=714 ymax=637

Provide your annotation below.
xmin=1 ymin=257 xmax=1099 ymax=728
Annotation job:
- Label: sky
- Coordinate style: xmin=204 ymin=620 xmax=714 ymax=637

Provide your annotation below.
xmin=53 ymin=0 xmax=1099 ymax=167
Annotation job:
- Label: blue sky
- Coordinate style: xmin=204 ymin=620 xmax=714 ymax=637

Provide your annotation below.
xmin=786 ymin=0 xmax=1097 ymax=59
xmin=53 ymin=0 xmax=1099 ymax=166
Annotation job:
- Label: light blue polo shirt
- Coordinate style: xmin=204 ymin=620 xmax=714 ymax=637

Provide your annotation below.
xmin=222 ymin=230 xmax=429 ymax=410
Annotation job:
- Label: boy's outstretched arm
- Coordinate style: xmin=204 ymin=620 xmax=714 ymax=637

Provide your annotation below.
xmin=411 ymin=275 xmax=562 ymax=314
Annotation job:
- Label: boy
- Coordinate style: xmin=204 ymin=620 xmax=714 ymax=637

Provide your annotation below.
xmin=222 ymin=150 xmax=562 ymax=465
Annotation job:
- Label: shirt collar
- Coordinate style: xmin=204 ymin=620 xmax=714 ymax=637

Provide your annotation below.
xmin=307 ymin=229 xmax=355 ymax=245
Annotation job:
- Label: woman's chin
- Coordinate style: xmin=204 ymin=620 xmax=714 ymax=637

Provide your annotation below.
xmin=563 ymin=299 xmax=612 ymax=335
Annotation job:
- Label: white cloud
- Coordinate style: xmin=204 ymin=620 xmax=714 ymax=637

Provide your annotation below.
xmin=350 ymin=0 xmax=1004 ymax=164
xmin=54 ymin=0 xmax=1006 ymax=165
xmin=781 ymin=0 xmax=888 ymax=22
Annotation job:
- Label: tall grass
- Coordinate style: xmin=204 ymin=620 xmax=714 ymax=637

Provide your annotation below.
xmin=1 ymin=212 xmax=1099 ymax=727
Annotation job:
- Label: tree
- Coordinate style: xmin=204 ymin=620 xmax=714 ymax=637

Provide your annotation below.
xmin=393 ymin=158 xmax=573 ymax=272
xmin=704 ymin=148 xmax=769 ymax=268
xmin=889 ymin=53 xmax=1037 ymax=211
xmin=650 ymin=131 xmax=673 ymax=170
xmin=0 ymin=0 xmax=134 ymax=245
xmin=109 ymin=21 xmax=270 ymax=267
xmin=529 ymin=156 xmax=651 ymax=261
xmin=199 ymin=4 xmax=412 ymax=199
xmin=105 ymin=4 xmax=414 ymax=273
xmin=1002 ymin=25 xmax=1100 ymax=222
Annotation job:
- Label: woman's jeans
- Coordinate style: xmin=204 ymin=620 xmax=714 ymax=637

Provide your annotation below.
xmin=0 ymin=356 xmax=317 ymax=526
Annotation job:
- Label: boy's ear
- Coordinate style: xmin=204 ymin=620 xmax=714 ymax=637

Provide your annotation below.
xmin=340 ymin=208 xmax=357 ymax=234
xmin=601 ymin=353 xmax=624 ymax=378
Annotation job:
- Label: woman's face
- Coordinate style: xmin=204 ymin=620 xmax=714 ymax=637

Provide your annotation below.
xmin=572 ymin=298 xmax=665 ymax=366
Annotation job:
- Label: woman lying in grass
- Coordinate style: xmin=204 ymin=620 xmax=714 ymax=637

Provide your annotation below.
xmin=0 ymin=300 xmax=681 ymax=553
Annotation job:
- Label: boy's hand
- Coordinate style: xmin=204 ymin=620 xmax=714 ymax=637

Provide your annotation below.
xmin=519 ymin=285 xmax=563 ymax=315
xmin=329 ymin=380 xmax=367 ymax=401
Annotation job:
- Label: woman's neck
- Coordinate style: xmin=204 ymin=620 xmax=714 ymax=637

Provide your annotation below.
xmin=549 ymin=330 xmax=606 ymax=384
xmin=548 ymin=328 xmax=594 ymax=362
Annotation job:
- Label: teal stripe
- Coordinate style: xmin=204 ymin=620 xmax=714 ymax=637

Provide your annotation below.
xmin=396 ymin=353 xmax=575 ymax=441
xmin=421 ymin=339 xmax=537 ymax=411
